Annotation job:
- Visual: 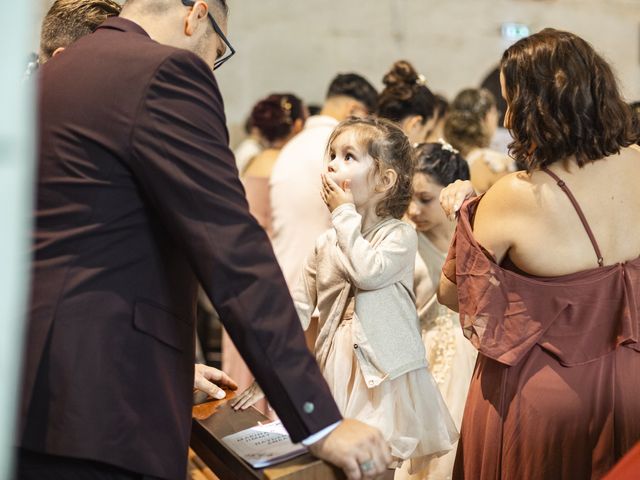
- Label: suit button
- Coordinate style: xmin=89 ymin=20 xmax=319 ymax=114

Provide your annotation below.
xmin=353 ymin=344 xmax=358 ymax=349
xmin=303 ymin=402 xmax=315 ymax=414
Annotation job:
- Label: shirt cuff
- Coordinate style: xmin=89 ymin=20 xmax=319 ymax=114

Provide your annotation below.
xmin=301 ymin=420 xmax=342 ymax=446
xmin=331 ymin=203 xmax=356 ymax=220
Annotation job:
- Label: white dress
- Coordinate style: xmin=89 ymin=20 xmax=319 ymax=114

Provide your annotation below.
xmin=396 ymin=233 xmax=477 ymax=479
xmin=323 ymin=298 xmax=458 ymax=475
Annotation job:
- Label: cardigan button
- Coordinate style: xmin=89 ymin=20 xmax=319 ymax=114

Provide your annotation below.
xmin=353 ymin=344 xmax=358 ymax=349
xmin=303 ymin=402 xmax=315 ymax=414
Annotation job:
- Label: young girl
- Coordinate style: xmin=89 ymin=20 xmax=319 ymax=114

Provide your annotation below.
xmin=233 ymin=117 xmax=458 ymax=474
xmin=402 ymin=142 xmax=477 ymax=479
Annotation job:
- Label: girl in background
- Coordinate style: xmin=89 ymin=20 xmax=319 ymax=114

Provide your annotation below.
xmin=401 ymin=142 xmax=477 ymax=480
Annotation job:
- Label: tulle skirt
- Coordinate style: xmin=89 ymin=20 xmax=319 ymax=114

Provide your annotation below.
xmin=323 ymin=319 xmax=459 ymax=474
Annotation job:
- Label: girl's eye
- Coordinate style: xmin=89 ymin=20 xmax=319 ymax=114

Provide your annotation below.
xmin=345 ymin=153 xmax=354 ymax=161
xmin=329 ymin=152 xmax=336 ymax=160
xmin=419 ymin=196 xmax=433 ymax=204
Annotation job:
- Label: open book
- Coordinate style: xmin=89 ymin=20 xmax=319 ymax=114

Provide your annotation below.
xmin=222 ymin=420 xmax=308 ymax=469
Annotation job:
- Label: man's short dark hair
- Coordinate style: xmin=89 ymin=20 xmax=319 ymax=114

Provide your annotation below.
xmin=40 ymin=0 xmax=121 ymax=63
xmin=326 ymin=73 xmax=378 ymax=114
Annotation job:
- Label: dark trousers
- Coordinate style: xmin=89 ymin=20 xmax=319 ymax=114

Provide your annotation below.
xmin=15 ymin=449 xmax=161 ymax=480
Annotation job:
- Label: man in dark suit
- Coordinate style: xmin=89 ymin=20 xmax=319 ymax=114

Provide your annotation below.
xmin=17 ymin=1 xmax=390 ymax=479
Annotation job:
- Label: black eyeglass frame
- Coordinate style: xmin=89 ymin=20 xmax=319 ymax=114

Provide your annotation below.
xmin=181 ymin=0 xmax=235 ymax=70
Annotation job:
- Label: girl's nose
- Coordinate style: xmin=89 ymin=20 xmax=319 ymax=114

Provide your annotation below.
xmin=408 ymin=202 xmax=419 ymax=217
xmin=327 ymin=160 xmax=336 ymax=173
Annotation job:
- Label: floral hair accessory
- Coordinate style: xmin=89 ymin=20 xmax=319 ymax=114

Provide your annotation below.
xmin=438 ymin=138 xmax=459 ymax=154
xmin=280 ymin=97 xmax=293 ymax=125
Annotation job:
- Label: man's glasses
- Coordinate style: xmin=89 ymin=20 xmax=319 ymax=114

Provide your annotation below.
xmin=181 ymin=0 xmax=235 ymax=70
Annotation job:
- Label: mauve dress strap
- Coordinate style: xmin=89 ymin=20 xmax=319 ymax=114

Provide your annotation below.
xmin=541 ymin=166 xmax=604 ymax=267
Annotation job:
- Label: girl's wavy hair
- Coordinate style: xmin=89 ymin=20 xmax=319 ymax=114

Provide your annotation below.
xmin=326 ymin=117 xmax=415 ymax=219
xmin=501 ymin=28 xmax=638 ymax=171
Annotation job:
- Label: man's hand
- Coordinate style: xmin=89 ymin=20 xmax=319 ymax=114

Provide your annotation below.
xmin=439 ymin=179 xmax=476 ymax=220
xmin=309 ymin=419 xmax=391 ymax=480
xmin=321 ymin=174 xmax=354 ymax=213
xmin=230 ymin=381 xmax=265 ymax=411
xmin=193 ymin=363 xmax=238 ymax=400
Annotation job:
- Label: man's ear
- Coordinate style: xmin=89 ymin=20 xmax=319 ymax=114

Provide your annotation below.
xmin=51 ymin=47 xmax=65 ymax=58
xmin=184 ymin=0 xmax=209 ymax=37
xmin=402 ymin=115 xmax=425 ymax=137
xmin=376 ymin=168 xmax=398 ymax=193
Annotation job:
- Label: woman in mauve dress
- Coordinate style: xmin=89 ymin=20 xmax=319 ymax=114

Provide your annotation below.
xmin=438 ymin=28 xmax=640 ymax=480
xmin=221 ymin=93 xmax=307 ymax=415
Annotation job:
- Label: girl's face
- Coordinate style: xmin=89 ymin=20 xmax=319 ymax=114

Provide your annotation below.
xmin=327 ymin=130 xmax=380 ymax=208
xmin=407 ymin=173 xmax=448 ymax=233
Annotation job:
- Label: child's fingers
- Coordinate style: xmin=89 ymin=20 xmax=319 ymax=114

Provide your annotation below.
xmin=232 ymin=394 xmax=247 ymax=410
xmin=238 ymin=395 xmax=254 ymax=410
xmin=325 ymin=175 xmax=340 ymax=191
xmin=230 ymin=394 xmax=244 ymax=409
xmin=321 ymin=173 xmax=331 ymax=190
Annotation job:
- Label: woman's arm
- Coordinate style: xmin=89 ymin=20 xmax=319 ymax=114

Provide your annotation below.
xmin=437 ymin=270 xmax=459 ymax=312
xmin=437 ymin=175 xmax=520 ymax=310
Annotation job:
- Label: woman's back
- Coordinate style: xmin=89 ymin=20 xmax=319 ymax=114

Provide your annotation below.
xmin=447 ymin=27 xmax=640 ymax=480
xmin=474 ymin=146 xmax=640 ymax=277
xmin=450 ymin=147 xmax=640 ymax=480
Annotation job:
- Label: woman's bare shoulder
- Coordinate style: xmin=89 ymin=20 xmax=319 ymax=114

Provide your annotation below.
xmin=477 ymin=170 xmax=539 ymax=214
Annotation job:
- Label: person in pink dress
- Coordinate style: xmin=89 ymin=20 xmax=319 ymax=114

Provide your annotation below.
xmin=222 ymin=93 xmax=307 ymax=416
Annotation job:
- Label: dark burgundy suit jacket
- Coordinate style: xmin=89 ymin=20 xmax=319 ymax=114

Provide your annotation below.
xmin=20 ymin=18 xmax=341 ymax=480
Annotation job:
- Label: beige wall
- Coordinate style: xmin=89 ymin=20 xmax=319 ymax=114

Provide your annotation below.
xmin=216 ymin=0 xmax=639 ymax=139
xmin=37 ymin=0 xmax=640 ymax=144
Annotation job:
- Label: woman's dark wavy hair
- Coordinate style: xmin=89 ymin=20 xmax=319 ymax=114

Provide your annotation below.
xmin=249 ymin=93 xmax=305 ymax=144
xmin=326 ymin=117 xmax=415 ymax=219
xmin=414 ymin=142 xmax=470 ymax=186
xmin=377 ymin=60 xmax=437 ymax=124
xmin=501 ymin=28 xmax=638 ymax=171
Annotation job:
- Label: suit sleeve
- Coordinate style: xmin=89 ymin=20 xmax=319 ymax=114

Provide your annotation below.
xmin=128 ymin=50 xmax=341 ymax=441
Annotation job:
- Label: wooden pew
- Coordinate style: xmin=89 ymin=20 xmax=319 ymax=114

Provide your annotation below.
xmin=191 ymin=392 xmax=345 ymax=480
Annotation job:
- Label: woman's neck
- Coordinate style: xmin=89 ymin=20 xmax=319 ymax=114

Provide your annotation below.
xmin=423 ymin=220 xmax=455 ymax=253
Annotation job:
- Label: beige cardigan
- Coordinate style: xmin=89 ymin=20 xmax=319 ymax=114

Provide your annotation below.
xmin=293 ymin=203 xmax=427 ymax=388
